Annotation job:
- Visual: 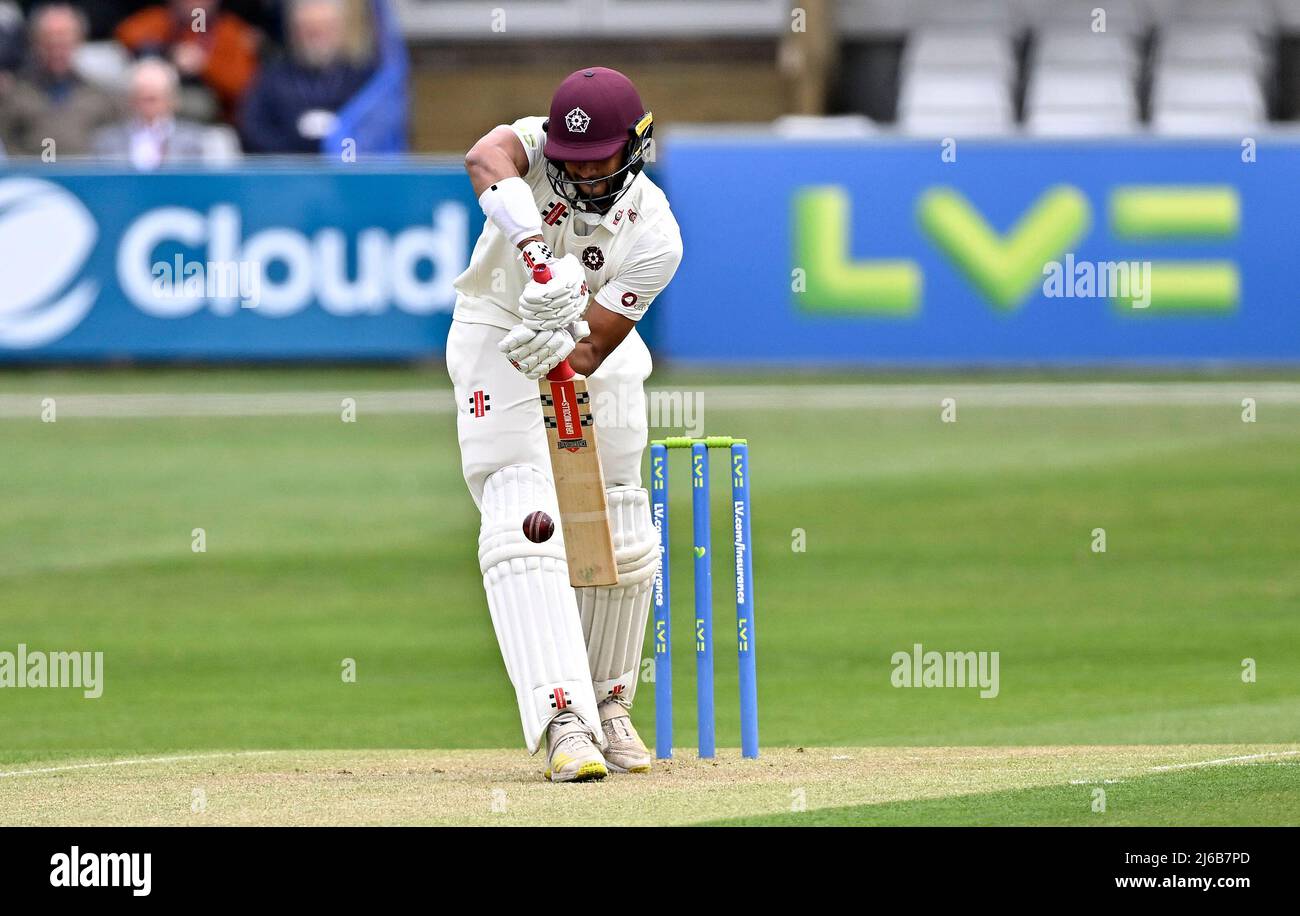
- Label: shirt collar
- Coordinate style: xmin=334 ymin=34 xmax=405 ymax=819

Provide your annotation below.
xmin=598 ymin=173 xmax=642 ymax=233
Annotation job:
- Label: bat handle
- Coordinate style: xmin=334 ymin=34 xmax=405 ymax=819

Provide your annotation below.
xmin=531 ymin=262 xmax=577 ymax=382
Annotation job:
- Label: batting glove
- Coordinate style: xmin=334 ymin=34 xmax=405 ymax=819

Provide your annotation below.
xmin=518 ymin=253 xmax=588 ymax=331
xmin=499 ymin=320 xmax=589 ymax=380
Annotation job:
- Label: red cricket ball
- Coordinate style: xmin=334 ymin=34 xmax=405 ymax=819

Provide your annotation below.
xmin=522 ymin=510 xmax=555 ymax=543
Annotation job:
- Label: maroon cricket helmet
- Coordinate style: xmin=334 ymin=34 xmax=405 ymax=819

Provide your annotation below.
xmin=543 ymin=67 xmax=646 ymax=162
xmin=542 ymin=67 xmax=654 ymax=214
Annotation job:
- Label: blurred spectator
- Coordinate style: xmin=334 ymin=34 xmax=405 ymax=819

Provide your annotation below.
xmin=226 ymin=0 xmax=283 ymax=43
xmin=17 ymin=1 xmax=153 ymax=41
xmin=0 ymin=2 xmax=22 ymax=76
xmin=0 ymin=4 xmax=119 ymax=156
xmin=115 ymin=0 xmax=259 ymax=122
xmin=92 ymin=57 xmax=236 ymax=167
xmin=239 ymin=0 xmax=372 ymax=153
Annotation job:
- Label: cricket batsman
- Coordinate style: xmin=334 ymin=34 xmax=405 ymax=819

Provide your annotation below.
xmin=447 ymin=68 xmax=682 ymax=781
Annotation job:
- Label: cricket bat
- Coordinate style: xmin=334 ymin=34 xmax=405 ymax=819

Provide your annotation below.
xmin=532 ymin=263 xmax=618 ymax=587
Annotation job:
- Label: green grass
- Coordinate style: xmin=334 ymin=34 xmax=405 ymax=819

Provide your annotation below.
xmin=2 ymin=367 xmax=1298 ymax=789
xmin=703 ymin=762 xmax=1300 ymax=826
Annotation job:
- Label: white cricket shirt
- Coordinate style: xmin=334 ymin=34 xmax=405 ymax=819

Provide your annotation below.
xmin=452 ymin=116 xmax=683 ymax=331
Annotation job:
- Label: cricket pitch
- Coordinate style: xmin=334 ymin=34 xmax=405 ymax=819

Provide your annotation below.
xmin=3 ymin=744 xmax=1295 ymax=826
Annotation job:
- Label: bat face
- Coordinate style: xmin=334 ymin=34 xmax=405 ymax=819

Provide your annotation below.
xmin=540 ymin=373 xmax=618 ymax=587
xmin=528 ymin=261 xmax=617 ymax=587
xmin=541 ymin=377 xmax=591 ymax=452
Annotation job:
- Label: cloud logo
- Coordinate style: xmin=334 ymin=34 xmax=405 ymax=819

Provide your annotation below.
xmin=0 ymin=178 xmax=99 ymax=348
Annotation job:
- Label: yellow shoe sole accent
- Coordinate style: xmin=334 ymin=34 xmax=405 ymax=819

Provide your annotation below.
xmin=545 ymin=760 xmax=608 ymax=783
xmin=574 ymin=761 xmax=608 ymax=781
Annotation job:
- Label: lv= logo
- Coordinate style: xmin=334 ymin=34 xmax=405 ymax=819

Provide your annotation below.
xmin=793 ymin=184 xmax=1240 ymax=314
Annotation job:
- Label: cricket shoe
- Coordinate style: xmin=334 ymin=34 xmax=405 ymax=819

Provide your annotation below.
xmin=599 ymin=700 xmax=652 ymax=774
xmin=544 ymin=712 xmax=608 ymax=783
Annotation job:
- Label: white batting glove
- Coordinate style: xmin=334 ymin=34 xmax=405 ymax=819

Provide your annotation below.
xmin=518 ymin=254 xmax=587 ymax=331
xmin=499 ymin=321 xmax=588 ymax=380
xmin=499 ymin=321 xmax=590 ymax=380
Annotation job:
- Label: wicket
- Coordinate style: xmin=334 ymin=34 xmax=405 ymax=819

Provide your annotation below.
xmin=649 ymin=436 xmax=759 ymax=759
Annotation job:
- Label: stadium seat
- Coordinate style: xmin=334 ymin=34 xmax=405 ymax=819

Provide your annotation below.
xmin=1155 ymin=25 xmax=1267 ymax=75
xmin=1025 ymin=107 xmax=1139 ymax=137
xmin=1278 ymin=0 xmax=1300 ymax=31
xmin=772 ymin=114 xmax=879 ymax=138
xmin=1150 ymin=67 xmax=1266 ymax=135
xmin=901 ymin=27 xmax=1016 ymax=84
xmin=896 ymin=21 xmax=1016 ymax=136
xmin=1023 ymin=64 xmax=1139 ymax=136
xmin=1028 ymin=0 xmax=1148 ymax=37
xmin=1175 ymin=0 xmax=1277 ymax=35
xmin=898 ymin=72 xmax=1014 ymax=136
xmin=914 ymin=0 xmax=1019 ymax=34
xmin=1023 ymin=21 xmax=1143 ymax=137
xmin=899 ymin=109 xmax=1015 ymax=137
xmin=1151 ymin=108 xmax=1264 ymax=136
xmin=1025 ymin=67 xmax=1137 ymax=116
xmin=1152 ymin=67 xmax=1265 ymax=116
xmin=1032 ymin=27 xmax=1139 ymax=77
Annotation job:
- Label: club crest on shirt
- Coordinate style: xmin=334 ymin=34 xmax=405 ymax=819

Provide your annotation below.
xmin=581 ymin=246 xmax=605 ymax=271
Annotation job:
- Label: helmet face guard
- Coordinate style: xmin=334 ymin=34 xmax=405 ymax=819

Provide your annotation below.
xmin=544 ymin=112 xmax=653 ymax=216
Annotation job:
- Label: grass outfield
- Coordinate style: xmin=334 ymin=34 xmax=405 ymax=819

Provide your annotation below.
xmin=703 ymin=753 xmax=1300 ymax=826
xmin=1 ymin=746 xmax=1294 ymax=826
xmin=1 ymin=368 xmax=1298 ymax=823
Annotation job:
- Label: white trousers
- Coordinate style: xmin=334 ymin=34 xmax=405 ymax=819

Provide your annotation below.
xmin=446 ymin=318 xmax=655 ymax=751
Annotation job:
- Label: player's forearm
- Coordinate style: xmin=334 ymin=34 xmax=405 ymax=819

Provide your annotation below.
xmin=569 ymin=305 xmax=635 ymax=376
xmin=568 ymin=340 xmax=603 ymax=377
xmin=467 ymin=128 xmax=547 ymax=253
xmin=464 ymin=143 xmax=521 ymax=197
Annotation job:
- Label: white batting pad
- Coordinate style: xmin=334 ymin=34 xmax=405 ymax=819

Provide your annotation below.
xmin=479 ymin=464 xmax=603 ymax=753
xmin=578 ymin=485 xmax=659 ymax=706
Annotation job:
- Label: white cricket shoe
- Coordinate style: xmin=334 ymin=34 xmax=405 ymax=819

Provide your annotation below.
xmin=599 ymin=700 xmax=652 ymax=774
xmin=544 ymin=712 xmax=608 ymax=783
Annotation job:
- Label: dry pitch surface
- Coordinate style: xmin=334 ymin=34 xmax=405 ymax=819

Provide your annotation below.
xmin=2 ymin=744 xmax=1295 ymax=826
